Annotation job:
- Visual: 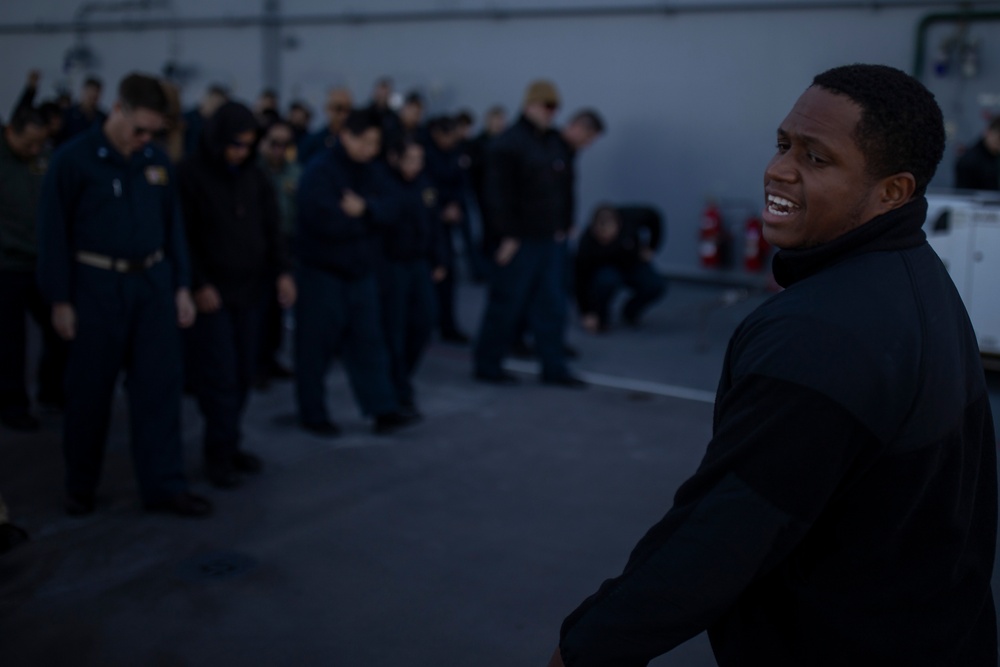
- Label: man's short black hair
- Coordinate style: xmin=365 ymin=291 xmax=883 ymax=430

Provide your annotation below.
xmin=386 ymin=135 xmax=423 ymax=161
xmin=118 ymin=73 xmax=169 ymax=115
xmin=207 ymin=83 xmax=229 ymax=98
xmin=83 ymin=76 xmax=102 ymax=90
xmin=404 ymin=91 xmax=424 ymax=107
xmin=988 ymin=116 xmax=1000 ymax=134
xmin=428 ymin=115 xmax=456 ymax=135
xmin=264 ymin=117 xmax=293 ymax=135
xmin=8 ymin=106 xmax=46 ymax=134
xmin=37 ymin=101 xmax=62 ymax=125
xmin=812 ymin=64 xmax=944 ymax=196
xmin=570 ymin=108 xmax=606 ymax=134
xmin=258 ymin=108 xmax=281 ymax=127
xmin=455 ymin=109 xmax=475 ymax=127
xmin=342 ymin=108 xmax=380 ymax=136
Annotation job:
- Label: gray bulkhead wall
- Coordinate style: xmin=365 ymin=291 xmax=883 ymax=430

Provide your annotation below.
xmin=0 ymin=0 xmax=995 ymax=268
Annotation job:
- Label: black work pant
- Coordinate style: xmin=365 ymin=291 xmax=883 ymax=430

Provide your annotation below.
xmin=0 ymin=269 xmax=67 ymax=416
xmin=585 ymin=263 xmax=667 ymax=326
xmin=188 ymin=301 xmax=263 ymax=466
xmin=63 ymin=263 xmax=188 ymax=503
xmin=379 ymin=259 xmax=434 ymax=406
xmin=473 ymin=238 xmax=570 ymax=380
xmin=294 ymin=266 xmax=397 ymax=424
xmin=257 ymin=279 xmax=289 ymax=377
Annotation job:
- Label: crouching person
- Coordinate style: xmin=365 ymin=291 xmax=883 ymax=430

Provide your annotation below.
xmin=574 ymin=205 xmax=666 ymax=333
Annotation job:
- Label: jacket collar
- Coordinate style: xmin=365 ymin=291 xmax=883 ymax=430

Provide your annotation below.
xmin=517 ymin=114 xmax=551 ymax=137
xmin=772 ymin=196 xmax=928 ymax=288
xmin=92 ymin=123 xmax=156 ymax=167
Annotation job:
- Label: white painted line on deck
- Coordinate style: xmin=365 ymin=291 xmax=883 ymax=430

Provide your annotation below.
xmin=502 ymin=360 xmax=717 ymax=404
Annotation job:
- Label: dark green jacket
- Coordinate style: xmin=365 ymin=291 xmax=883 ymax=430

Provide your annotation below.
xmin=0 ymin=135 xmax=46 ymax=271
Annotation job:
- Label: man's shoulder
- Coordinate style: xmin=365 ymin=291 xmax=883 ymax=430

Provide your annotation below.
xmin=735 ymin=256 xmax=922 ymax=380
xmin=747 ymin=252 xmax=919 ymax=334
xmin=305 ymin=127 xmax=331 ymax=144
xmin=495 ymin=121 xmax=530 ymax=144
xmin=47 ymin=129 xmax=101 ymax=176
xmin=300 ymin=149 xmax=345 ymax=189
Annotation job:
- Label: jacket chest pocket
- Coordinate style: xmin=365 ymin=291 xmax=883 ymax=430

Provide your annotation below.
xmin=78 ymin=172 xmax=131 ymax=223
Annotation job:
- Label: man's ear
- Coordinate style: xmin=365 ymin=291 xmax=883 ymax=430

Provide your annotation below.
xmin=878 ymin=172 xmax=917 ymax=212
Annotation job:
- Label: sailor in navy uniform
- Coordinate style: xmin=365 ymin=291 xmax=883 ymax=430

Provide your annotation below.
xmin=37 ymin=73 xmax=211 ymax=518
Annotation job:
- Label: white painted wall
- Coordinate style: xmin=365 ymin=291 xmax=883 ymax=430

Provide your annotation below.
xmin=1 ymin=0 xmax=997 ymax=266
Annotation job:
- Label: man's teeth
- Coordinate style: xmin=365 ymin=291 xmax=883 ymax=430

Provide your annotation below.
xmin=767 ymin=194 xmax=799 ymax=216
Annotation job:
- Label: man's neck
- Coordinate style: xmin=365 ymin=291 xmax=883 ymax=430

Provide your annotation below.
xmin=102 ymin=119 xmax=132 ymax=159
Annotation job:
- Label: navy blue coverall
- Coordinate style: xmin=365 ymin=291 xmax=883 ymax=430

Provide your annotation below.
xmin=37 ymin=125 xmax=193 ymax=504
xmin=294 ymin=141 xmax=400 ymax=426
xmin=377 ymin=169 xmax=445 ymax=408
xmin=423 ymin=137 xmax=475 ymax=337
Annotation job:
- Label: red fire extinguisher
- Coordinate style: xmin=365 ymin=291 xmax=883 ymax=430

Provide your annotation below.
xmin=744 ymin=215 xmax=769 ymax=272
xmin=699 ymin=201 xmax=724 ymax=268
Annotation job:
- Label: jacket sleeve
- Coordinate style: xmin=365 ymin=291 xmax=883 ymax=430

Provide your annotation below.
xmin=36 ymin=151 xmax=79 ymax=303
xmin=428 ymin=199 xmax=450 ymax=269
xmin=484 ymin=140 xmax=519 ymax=239
xmin=573 ymin=236 xmax=600 ymax=314
xmin=558 ymin=372 xmax=877 ymax=667
xmin=259 ymin=170 xmax=291 ymax=276
xmin=641 ymin=213 xmax=663 ymax=251
xmin=174 ymin=162 xmax=208 ymax=290
xmin=11 ymin=83 xmax=36 ymax=119
xmin=166 ymin=177 xmax=191 ymax=291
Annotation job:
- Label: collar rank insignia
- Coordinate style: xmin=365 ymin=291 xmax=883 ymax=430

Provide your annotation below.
xmin=145 ymin=165 xmax=168 ymax=185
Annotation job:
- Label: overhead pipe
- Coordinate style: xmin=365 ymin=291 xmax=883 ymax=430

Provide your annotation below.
xmin=2 ymin=1 xmax=999 ymax=35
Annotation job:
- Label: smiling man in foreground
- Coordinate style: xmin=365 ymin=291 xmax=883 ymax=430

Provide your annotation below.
xmin=549 ymin=64 xmax=998 ymax=666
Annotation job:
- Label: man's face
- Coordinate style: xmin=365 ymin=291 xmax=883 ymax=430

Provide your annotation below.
xmin=523 ymin=101 xmax=558 ymax=130
xmin=257 ymin=93 xmax=278 ymax=113
xmin=984 ymin=127 xmax=1000 ymax=155
xmin=340 ymin=127 xmax=381 ymax=163
xmin=288 ymin=107 xmax=309 ymax=128
xmin=326 ymin=90 xmax=352 ymax=127
xmin=564 ymin=121 xmax=599 ymax=151
xmin=397 ymin=144 xmax=424 ymax=181
xmin=224 ymin=129 xmax=256 ymax=167
xmin=592 ymin=211 xmax=620 ymax=244
xmin=432 ymin=128 xmax=458 ymax=152
xmin=203 ymin=91 xmax=227 ymax=117
xmin=115 ymin=105 xmax=165 ymax=155
xmin=81 ymin=83 xmax=101 ymax=109
xmin=762 ymin=86 xmax=886 ymax=250
xmin=399 ymin=103 xmax=423 ymax=129
xmin=262 ymin=125 xmax=292 ymax=166
xmin=5 ymin=123 xmax=47 ymax=160
xmin=486 ymin=111 xmax=506 ymax=135
xmin=46 ymin=115 xmax=63 ymax=138
xmin=372 ymin=80 xmax=391 ymax=107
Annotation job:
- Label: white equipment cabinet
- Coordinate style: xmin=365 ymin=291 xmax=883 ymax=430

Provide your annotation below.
xmin=925 ymin=192 xmax=1000 ymax=364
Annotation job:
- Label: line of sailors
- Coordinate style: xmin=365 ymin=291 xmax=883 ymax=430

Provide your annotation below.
xmin=0 ymin=72 xmax=669 ymax=530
